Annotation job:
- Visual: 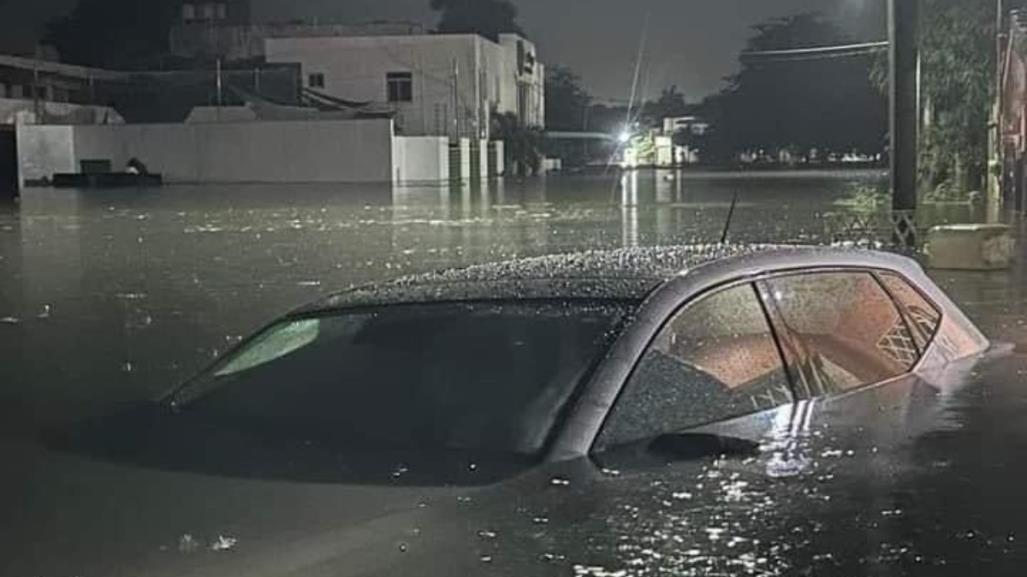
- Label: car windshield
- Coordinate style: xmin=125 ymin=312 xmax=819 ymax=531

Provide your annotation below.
xmin=172 ymin=300 xmax=634 ymax=458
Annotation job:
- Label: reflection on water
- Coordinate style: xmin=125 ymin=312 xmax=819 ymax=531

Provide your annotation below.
xmin=0 ymin=168 xmax=1012 ymax=429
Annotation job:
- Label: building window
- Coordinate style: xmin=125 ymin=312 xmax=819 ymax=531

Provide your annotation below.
xmin=308 ymin=73 xmax=325 ymax=89
xmin=182 ymin=3 xmax=196 ymax=22
xmin=215 ymin=2 xmax=227 ymax=20
xmin=200 ymin=3 xmax=216 ymax=20
xmin=387 ymin=72 xmax=413 ymax=103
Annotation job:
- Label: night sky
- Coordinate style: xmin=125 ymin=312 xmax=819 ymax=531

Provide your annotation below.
xmin=0 ymin=0 xmax=886 ymax=100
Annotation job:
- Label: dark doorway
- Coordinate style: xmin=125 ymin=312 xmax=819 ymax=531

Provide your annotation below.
xmin=0 ymin=126 xmax=16 ymax=199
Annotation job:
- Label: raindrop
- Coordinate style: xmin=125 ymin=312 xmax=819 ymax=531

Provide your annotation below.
xmin=550 ymin=477 xmax=571 ymax=487
xmin=477 ymin=530 xmax=498 ymax=540
xmin=480 ymin=555 xmax=493 ymax=563
xmin=398 ymin=543 xmax=408 ymax=553
xmin=37 ymin=305 xmax=51 ymax=319
xmin=122 ymin=361 xmax=134 ymax=373
xmin=532 ymin=516 xmax=550 ymax=525
xmin=0 ymin=316 xmax=20 ymax=325
xmin=391 ymin=465 xmax=409 ymax=479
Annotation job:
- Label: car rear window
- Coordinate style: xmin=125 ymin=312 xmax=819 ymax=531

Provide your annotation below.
xmin=766 ymin=272 xmax=919 ymax=395
xmin=878 ymin=272 xmax=942 ymax=354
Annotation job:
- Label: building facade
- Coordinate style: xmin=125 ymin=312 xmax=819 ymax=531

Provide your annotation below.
xmin=265 ymin=33 xmax=545 ymax=140
xmin=177 ymin=0 xmax=251 ymax=26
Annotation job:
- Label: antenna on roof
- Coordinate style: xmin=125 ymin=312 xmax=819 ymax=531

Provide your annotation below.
xmin=720 ymin=191 xmax=739 ymax=245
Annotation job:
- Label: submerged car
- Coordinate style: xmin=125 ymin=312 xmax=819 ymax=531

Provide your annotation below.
xmin=5 ymin=245 xmax=1024 ymax=577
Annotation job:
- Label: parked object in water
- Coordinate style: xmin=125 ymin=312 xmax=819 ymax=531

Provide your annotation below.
xmin=51 ymin=172 xmax=163 ymax=188
xmin=8 ymin=246 xmax=1016 ymax=577
xmin=926 ymin=223 xmax=1016 ymax=270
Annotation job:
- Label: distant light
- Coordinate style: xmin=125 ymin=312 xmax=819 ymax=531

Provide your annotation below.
xmin=618 ymin=131 xmax=632 ymax=144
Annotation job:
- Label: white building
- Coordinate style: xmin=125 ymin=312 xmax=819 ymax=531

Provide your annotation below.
xmin=265 ymin=33 xmax=544 ymax=140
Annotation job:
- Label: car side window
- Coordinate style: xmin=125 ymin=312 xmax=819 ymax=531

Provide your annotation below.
xmin=765 ymin=272 xmax=919 ymax=397
xmin=596 ymin=284 xmax=793 ymax=450
xmin=879 ymin=272 xmax=942 ymax=353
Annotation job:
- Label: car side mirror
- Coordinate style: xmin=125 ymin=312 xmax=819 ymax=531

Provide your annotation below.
xmin=648 ymin=433 xmax=761 ymax=461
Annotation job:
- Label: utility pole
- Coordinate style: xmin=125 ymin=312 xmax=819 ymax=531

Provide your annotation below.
xmin=451 ymin=58 xmax=460 ymax=141
xmin=993 ymin=0 xmax=1007 ymax=218
xmin=889 ymin=0 xmax=920 ymax=247
xmin=32 ymin=44 xmax=42 ymax=124
xmin=216 ymin=58 xmax=224 ymax=106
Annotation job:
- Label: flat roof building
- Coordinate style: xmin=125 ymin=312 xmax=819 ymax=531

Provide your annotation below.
xmin=265 ymin=32 xmax=544 ymax=140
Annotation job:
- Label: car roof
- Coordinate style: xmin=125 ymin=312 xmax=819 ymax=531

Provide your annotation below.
xmin=299 ymin=244 xmax=901 ymax=313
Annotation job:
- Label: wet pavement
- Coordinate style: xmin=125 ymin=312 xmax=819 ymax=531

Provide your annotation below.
xmin=2 ymin=169 xmax=1027 ymax=576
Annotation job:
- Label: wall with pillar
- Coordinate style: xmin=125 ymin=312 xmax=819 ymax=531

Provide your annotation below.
xmin=17 ymin=119 xmax=413 ymax=185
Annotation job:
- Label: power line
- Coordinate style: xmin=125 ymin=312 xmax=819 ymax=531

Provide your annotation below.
xmin=740 ymin=41 xmax=889 ymax=62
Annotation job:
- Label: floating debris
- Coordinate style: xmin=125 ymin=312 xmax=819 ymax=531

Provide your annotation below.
xmin=210 ymin=535 xmax=238 ymax=552
xmin=177 ymin=534 xmax=200 ymax=553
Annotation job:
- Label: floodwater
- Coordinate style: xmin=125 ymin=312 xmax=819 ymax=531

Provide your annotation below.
xmin=3 ymin=168 xmax=1027 ymax=577
xmin=0 ymin=168 xmax=897 ymax=425
xmin=0 ymin=168 xmax=1018 ymax=428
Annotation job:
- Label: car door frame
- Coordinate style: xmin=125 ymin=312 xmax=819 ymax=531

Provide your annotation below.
xmin=751 ymin=266 xmax=933 ymax=403
xmin=547 ymin=248 xmax=987 ymax=463
xmin=585 ymin=276 xmax=799 ymax=455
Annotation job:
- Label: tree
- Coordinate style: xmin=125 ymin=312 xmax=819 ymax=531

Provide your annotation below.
xmin=702 ymin=13 xmax=887 ymax=163
xmin=544 ymin=66 xmax=593 ymax=166
xmin=643 ymin=85 xmax=690 ymax=123
xmin=492 ymin=111 xmax=542 ymax=176
xmin=43 ymin=0 xmax=180 ymax=68
xmin=917 ymin=0 xmax=995 ymax=198
xmin=429 ymin=0 xmax=523 ymax=41
xmin=545 ymin=66 xmax=592 ymax=131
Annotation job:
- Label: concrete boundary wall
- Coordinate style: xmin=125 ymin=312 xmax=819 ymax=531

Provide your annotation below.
xmin=18 ymin=119 xmax=400 ymax=185
xmin=16 ymin=125 xmax=76 ymax=189
xmin=392 ymin=136 xmax=449 ymax=184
